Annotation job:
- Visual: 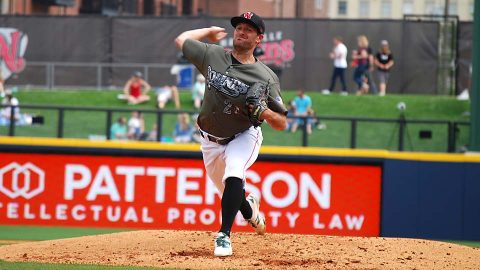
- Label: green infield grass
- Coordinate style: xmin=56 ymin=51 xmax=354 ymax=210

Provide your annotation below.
xmin=0 ymin=89 xmax=471 ymax=152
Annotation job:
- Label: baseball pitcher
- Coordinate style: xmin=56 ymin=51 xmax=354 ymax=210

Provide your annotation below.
xmin=175 ymin=12 xmax=287 ymax=257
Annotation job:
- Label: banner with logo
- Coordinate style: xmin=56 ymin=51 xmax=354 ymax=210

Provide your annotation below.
xmin=0 ymin=28 xmax=28 ymax=80
xmin=0 ymin=153 xmax=381 ymax=236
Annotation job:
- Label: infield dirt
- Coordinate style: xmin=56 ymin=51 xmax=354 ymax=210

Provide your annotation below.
xmin=0 ymin=230 xmax=479 ymax=269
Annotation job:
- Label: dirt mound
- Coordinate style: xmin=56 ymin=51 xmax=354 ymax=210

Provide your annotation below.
xmin=0 ymin=230 xmax=479 ymax=269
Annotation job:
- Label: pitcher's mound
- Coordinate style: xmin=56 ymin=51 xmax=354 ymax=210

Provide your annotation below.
xmin=0 ymin=230 xmax=479 ymax=269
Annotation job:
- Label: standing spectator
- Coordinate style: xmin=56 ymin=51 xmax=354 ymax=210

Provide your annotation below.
xmin=290 ymin=89 xmax=312 ymax=133
xmin=353 ymin=35 xmax=371 ymax=95
xmin=324 ymin=36 xmax=348 ymax=95
xmin=127 ymin=111 xmax=145 ymax=140
xmin=173 ymin=113 xmax=193 ymax=143
xmin=110 ymin=117 xmax=128 ymax=140
xmin=374 ymin=40 xmax=395 ymax=96
xmin=120 ymin=71 xmax=152 ymax=105
xmin=192 ymin=74 xmax=205 ymax=110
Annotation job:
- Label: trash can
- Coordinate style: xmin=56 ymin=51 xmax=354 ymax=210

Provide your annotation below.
xmin=170 ymin=64 xmax=195 ymax=89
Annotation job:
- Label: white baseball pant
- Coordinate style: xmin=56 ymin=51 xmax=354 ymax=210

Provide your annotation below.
xmin=200 ymin=126 xmax=263 ymax=194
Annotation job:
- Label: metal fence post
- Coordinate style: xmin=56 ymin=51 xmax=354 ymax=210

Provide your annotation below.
xmin=50 ymin=64 xmax=55 ymax=90
xmin=447 ymin=121 xmax=456 ymax=152
xmin=144 ymin=66 xmax=149 ymax=82
xmin=45 ymin=63 xmax=51 ymax=89
xmin=156 ymin=111 xmax=163 ymax=142
xmin=302 ymin=116 xmax=308 ymax=147
xmin=97 ymin=65 xmax=102 ymax=90
xmin=350 ymin=119 xmax=357 ymax=149
xmin=106 ymin=110 xmax=113 ymax=140
xmin=8 ymin=106 xmax=15 ymax=136
xmin=398 ymin=115 xmax=406 ymax=151
xmin=57 ymin=108 xmax=64 ymax=138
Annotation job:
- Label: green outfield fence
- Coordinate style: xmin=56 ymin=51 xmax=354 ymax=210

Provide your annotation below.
xmin=0 ymin=104 xmax=470 ymax=153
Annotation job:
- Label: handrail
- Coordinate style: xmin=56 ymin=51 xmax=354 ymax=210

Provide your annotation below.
xmin=0 ymin=104 xmax=470 ymax=152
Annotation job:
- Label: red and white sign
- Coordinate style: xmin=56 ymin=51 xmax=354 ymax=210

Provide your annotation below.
xmin=0 ymin=28 xmax=28 ymax=80
xmin=0 ymin=153 xmax=382 ymax=236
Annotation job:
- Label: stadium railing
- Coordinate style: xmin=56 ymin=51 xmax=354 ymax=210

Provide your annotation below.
xmin=0 ymin=104 xmax=470 ymax=153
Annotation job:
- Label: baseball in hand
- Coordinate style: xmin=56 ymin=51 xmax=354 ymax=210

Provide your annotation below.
xmin=209 ymin=26 xmax=227 ymax=41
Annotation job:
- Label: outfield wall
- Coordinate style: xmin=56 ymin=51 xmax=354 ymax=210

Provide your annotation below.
xmin=1 ymin=15 xmax=441 ymax=94
xmin=0 ymin=137 xmax=479 ymax=240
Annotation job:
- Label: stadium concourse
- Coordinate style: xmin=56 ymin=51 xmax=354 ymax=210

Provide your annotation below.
xmin=0 ymin=230 xmax=479 ymax=269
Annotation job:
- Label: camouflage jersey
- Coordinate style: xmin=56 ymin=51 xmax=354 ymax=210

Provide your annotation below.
xmin=183 ymin=39 xmax=287 ymax=138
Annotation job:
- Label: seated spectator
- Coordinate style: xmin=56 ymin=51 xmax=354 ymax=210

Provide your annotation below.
xmin=156 ymin=85 xmax=180 ymax=109
xmin=119 ymin=71 xmax=151 ymax=105
xmin=173 ymin=113 xmax=193 ymax=143
xmin=285 ymin=100 xmax=296 ymax=132
xmin=110 ymin=117 xmax=128 ymax=140
xmin=192 ymin=74 xmax=205 ymax=110
xmin=0 ymin=90 xmax=20 ymax=125
xmin=145 ymin=123 xmax=158 ymax=141
xmin=127 ymin=111 xmax=145 ymax=140
xmin=0 ymin=90 xmax=43 ymax=126
xmin=290 ymin=89 xmax=312 ymax=133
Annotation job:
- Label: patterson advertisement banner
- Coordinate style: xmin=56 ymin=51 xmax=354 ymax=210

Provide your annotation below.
xmin=0 ymin=153 xmax=382 ymax=236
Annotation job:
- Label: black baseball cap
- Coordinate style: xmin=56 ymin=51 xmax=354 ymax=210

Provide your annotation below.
xmin=231 ymin=12 xmax=265 ymax=34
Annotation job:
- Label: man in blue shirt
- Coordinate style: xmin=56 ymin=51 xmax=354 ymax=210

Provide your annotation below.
xmin=291 ymin=89 xmax=313 ymax=134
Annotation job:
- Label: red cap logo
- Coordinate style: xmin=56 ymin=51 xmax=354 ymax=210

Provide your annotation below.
xmin=243 ymin=12 xmax=253 ymax=19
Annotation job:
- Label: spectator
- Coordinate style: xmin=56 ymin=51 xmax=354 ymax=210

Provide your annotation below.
xmin=127 ymin=111 xmax=145 ymax=140
xmin=353 ymin=35 xmax=371 ymax=95
xmin=120 ymin=71 xmax=152 ymax=105
xmin=110 ymin=117 xmax=128 ymax=140
xmin=374 ymin=40 xmax=395 ymax=96
xmin=290 ymin=89 xmax=312 ymax=133
xmin=0 ymin=90 xmax=20 ymax=125
xmin=173 ymin=113 xmax=193 ymax=143
xmin=324 ymin=36 xmax=348 ymax=95
xmin=285 ymin=100 xmax=296 ymax=132
xmin=145 ymin=123 xmax=158 ymax=141
xmin=192 ymin=74 xmax=205 ymax=110
xmin=156 ymin=85 xmax=180 ymax=109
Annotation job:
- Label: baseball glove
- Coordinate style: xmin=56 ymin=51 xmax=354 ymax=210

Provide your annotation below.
xmin=245 ymin=82 xmax=269 ymax=126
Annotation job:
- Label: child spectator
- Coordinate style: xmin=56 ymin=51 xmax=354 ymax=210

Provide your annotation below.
xmin=127 ymin=111 xmax=145 ymax=140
